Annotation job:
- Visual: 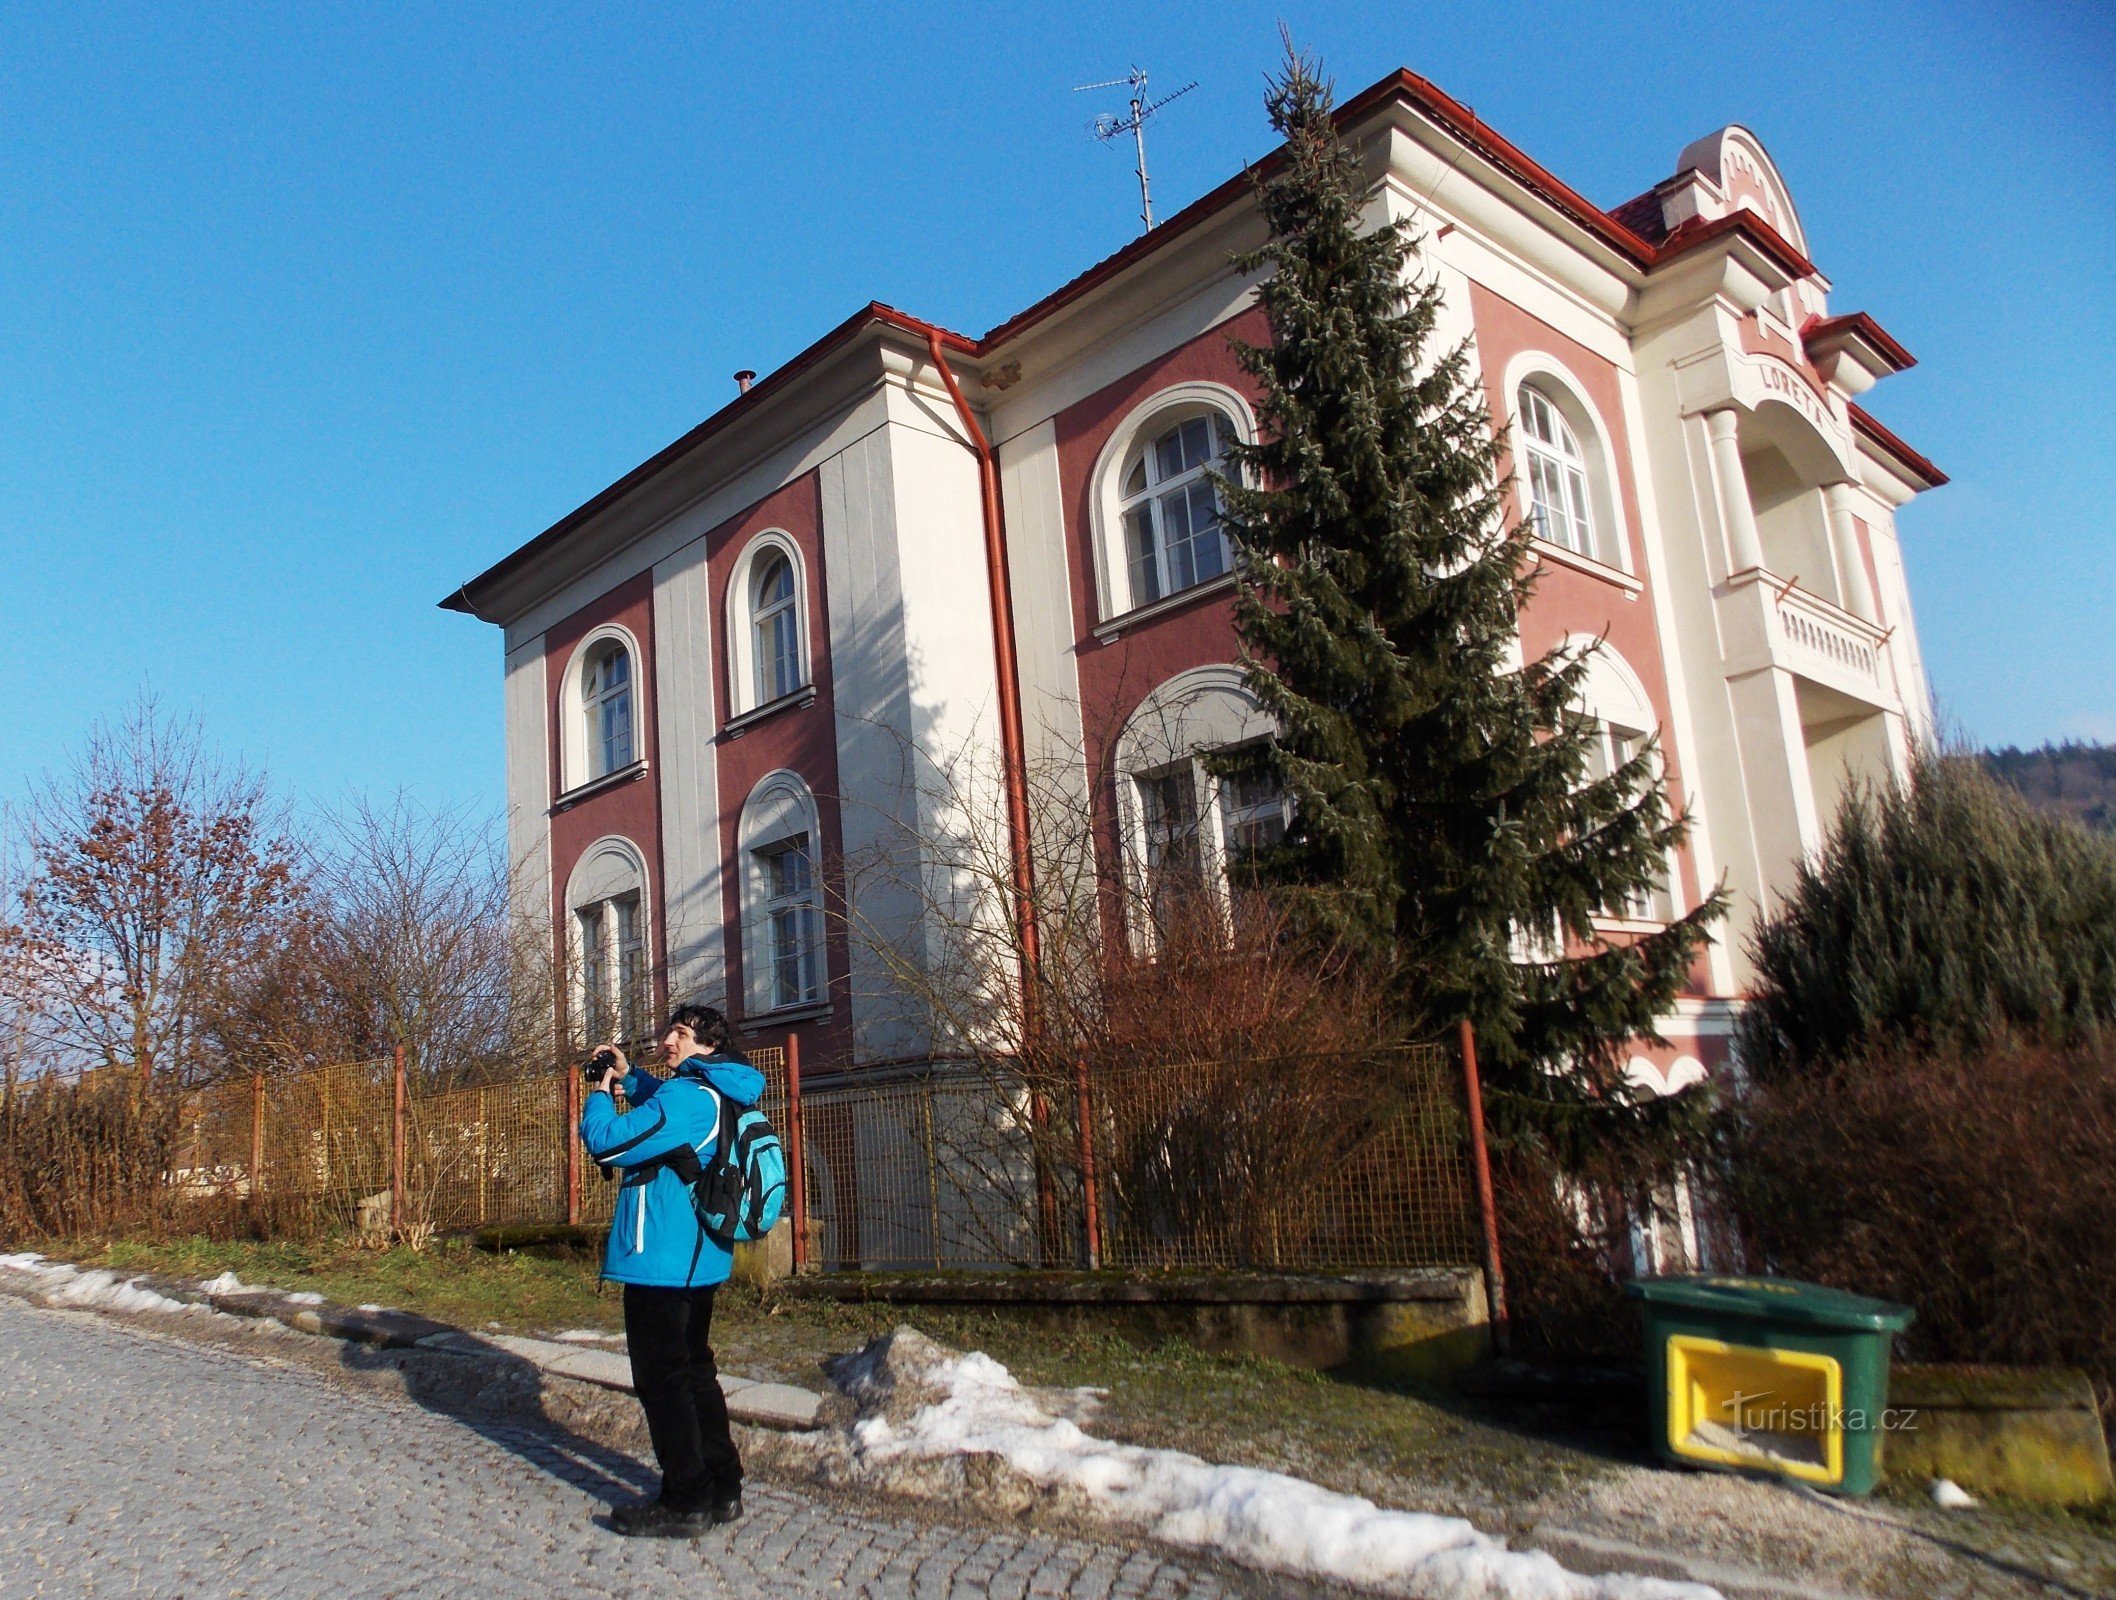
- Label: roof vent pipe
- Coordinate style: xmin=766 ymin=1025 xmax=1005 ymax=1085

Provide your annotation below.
xmin=734 ymin=370 xmax=756 ymax=393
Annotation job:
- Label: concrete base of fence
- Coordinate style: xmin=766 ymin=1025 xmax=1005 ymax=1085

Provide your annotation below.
xmin=1882 ymin=1364 xmax=2113 ymax=1506
xmin=779 ymin=1267 xmax=1491 ymax=1384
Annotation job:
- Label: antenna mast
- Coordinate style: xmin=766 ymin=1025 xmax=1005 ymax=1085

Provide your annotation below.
xmin=1074 ymin=67 xmax=1197 ymax=231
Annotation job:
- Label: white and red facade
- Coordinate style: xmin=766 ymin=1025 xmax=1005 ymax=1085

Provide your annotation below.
xmin=445 ymin=70 xmax=1944 ymax=1095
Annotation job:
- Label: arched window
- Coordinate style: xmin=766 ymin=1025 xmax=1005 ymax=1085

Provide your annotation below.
xmin=581 ymin=640 xmax=635 ymax=780
xmin=1570 ymin=638 xmax=1677 ymax=923
xmin=737 ymin=771 xmax=826 ymax=1017
xmin=752 ymin=552 xmax=800 ymax=707
xmin=1118 ymin=409 xmax=1235 ymax=608
xmin=1519 ymin=384 xmax=1596 ymax=558
xmin=567 ymin=836 xmax=652 ymax=1046
xmin=1113 ymin=668 xmax=1286 ymax=947
xmin=725 ymin=532 xmax=811 ymax=721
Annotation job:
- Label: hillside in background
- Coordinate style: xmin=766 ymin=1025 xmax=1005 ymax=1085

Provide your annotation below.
xmin=1983 ymin=741 xmax=2116 ymax=832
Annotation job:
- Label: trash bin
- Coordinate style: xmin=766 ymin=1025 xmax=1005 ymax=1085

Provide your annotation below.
xmin=1626 ymin=1275 xmax=1914 ymax=1496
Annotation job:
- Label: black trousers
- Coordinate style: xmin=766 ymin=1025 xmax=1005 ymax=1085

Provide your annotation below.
xmin=623 ymin=1283 xmax=742 ymax=1511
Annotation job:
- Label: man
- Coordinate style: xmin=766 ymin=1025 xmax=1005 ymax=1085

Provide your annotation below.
xmin=581 ymin=1002 xmax=765 ymax=1537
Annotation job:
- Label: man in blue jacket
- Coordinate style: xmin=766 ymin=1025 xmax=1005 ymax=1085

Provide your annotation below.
xmin=581 ymin=1002 xmax=765 ymax=1538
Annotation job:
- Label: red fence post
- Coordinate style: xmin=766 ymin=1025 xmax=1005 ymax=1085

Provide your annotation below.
xmin=1073 ymin=1058 xmax=1101 ymax=1271
xmin=1457 ymin=1019 xmax=1510 ymax=1353
xmin=390 ymin=1046 xmax=408 ymax=1240
xmin=564 ymin=1062 xmax=583 ymax=1227
xmin=249 ymin=1072 xmax=265 ymax=1207
xmin=786 ymin=1032 xmax=808 ymax=1274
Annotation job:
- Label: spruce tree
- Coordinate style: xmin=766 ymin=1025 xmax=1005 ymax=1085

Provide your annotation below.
xmin=1216 ymin=47 xmax=1724 ymax=1132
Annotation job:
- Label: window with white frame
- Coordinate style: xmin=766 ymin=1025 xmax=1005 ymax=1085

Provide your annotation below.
xmin=580 ymin=640 xmax=635 ymax=780
xmin=576 ymin=891 xmax=649 ymax=1043
xmin=726 ymin=535 xmax=809 ymax=720
xmin=1583 ymin=719 xmax=1676 ymax=922
xmin=1519 ymin=384 xmax=1597 ymax=559
xmin=752 ymin=552 xmax=801 ymax=707
xmin=1118 ymin=410 xmax=1235 ymax=609
xmin=759 ymin=834 xmax=821 ymax=1011
xmin=1130 ymin=746 xmax=1289 ymax=936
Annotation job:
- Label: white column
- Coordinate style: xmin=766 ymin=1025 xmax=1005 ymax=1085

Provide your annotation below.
xmin=1824 ymin=483 xmax=1879 ymax=622
xmin=1705 ymin=408 xmax=1765 ymax=575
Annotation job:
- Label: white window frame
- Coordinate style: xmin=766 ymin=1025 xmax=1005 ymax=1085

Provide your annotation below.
xmin=1088 ymin=384 xmax=1258 ymax=623
xmin=1501 ymin=355 xmax=1635 ymax=578
xmin=759 ymin=834 xmax=822 ymax=1012
xmin=581 ymin=639 xmax=635 ymax=781
xmin=724 ymin=531 xmax=812 ymax=721
xmin=1564 ymin=636 xmax=1682 ymax=928
xmin=556 ymin=624 xmax=648 ymax=795
xmin=736 ymin=769 xmax=829 ymax=1019
xmin=1111 ymin=668 xmax=1285 ymax=949
xmin=564 ymin=835 xmax=654 ymax=1046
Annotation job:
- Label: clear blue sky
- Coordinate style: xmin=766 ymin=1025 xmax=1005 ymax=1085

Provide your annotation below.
xmin=3 ymin=2 xmax=2111 ymax=818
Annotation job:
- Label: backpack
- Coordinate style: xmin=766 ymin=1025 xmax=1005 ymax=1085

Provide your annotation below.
xmin=682 ymin=1088 xmax=788 ymax=1251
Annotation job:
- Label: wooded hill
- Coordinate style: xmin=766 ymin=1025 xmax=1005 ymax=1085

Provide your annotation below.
xmin=1983 ymin=741 xmax=2116 ymax=832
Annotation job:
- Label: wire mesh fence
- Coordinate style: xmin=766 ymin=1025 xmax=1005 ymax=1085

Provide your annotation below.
xmin=17 ymin=1041 xmax=1479 ymax=1274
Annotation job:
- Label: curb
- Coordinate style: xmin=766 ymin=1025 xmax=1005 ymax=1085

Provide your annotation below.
xmin=2 ymin=1261 xmax=822 ymax=1431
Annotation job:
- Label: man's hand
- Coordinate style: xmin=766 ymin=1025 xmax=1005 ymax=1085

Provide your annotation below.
xmin=593 ymin=1043 xmax=628 ymax=1096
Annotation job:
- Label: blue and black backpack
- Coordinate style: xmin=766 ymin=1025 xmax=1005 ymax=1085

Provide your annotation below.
xmin=683 ymin=1089 xmax=787 ymax=1250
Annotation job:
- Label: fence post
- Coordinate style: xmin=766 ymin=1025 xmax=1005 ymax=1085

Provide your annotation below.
xmin=1073 ymin=1058 xmax=1101 ymax=1271
xmin=564 ymin=1062 xmax=582 ymax=1227
xmin=390 ymin=1045 xmax=407 ymax=1241
xmin=1457 ymin=1019 xmax=1510 ymax=1353
xmin=785 ymin=1031 xmax=808 ymax=1274
xmin=249 ymin=1072 xmax=265 ymax=1206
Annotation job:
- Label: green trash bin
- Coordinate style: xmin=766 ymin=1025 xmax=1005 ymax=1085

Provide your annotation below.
xmin=1626 ymin=1275 xmax=1914 ymax=1496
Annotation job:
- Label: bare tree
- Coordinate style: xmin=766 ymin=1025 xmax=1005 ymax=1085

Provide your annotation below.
xmin=9 ymin=696 xmax=303 ymax=1088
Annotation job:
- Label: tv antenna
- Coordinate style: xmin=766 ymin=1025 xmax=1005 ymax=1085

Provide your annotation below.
xmin=1074 ymin=67 xmax=1197 ymax=231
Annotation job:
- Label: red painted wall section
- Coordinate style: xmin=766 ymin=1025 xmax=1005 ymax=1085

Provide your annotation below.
xmin=1055 ymin=304 xmax=1271 ymax=806
xmin=1466 ymin=282 xmax=1710 ymax=964
xmin=701 ymin=472 xmax=853 ymax=1067
xmin=544 ymin=570 xmax=668 ymax=1025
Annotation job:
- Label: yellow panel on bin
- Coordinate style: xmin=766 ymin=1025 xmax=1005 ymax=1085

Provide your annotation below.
xmin=1665 ymin=1334 xmax=1845 ymax=1486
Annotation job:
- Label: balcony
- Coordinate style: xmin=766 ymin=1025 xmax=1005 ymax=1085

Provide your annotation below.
xmin=1717 ymin=568 xmax=1897 ymax=711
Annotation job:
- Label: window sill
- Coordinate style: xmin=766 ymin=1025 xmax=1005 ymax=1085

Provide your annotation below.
xmin=1591 ymin=914 xmax=1673 ymax=938
xmin=1528 ymin=538 xmax=1643 ymax=597
xmin=722 ymin=685 xmax=817 ymax=738
xmin=738 ymin=1000 xmax=833 ymax=1031
xmin=1092 ymin=571 xmax=1241 ymax=642
xmin=550 ymin=759 xmax=649 ymax=813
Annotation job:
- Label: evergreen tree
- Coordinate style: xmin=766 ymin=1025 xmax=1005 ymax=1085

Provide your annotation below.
xmin=1216 ymin=47 xmax=1724 ymax=1132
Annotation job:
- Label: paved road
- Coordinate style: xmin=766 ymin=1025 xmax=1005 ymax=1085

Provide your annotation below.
xmin=0 ymin=1296 xmax=1236 ymax=1600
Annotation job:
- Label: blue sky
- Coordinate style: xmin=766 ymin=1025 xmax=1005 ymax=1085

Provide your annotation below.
xmin=2 ymin=2 xmax=2111 ymax=818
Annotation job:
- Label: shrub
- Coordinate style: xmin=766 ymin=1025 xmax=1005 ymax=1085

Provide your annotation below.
xmin=1739 ymin=753 xmax=2116 ymax=1077
xmin=0 ymin=1069 xmax=181 ymax=1238
xmin=1718 ymin=1036 xmax=2116 ymax=1409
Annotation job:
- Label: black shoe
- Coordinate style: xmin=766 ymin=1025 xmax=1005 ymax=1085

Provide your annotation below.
xmin=610 ymin=1499 xmax=709 ymax=1539
xmin=709 ymin=1490 xmax=744 ymax=1526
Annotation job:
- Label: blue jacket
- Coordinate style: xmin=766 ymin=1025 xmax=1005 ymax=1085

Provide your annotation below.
xmin=579 ymin=1051 xmax=767 ymax=1288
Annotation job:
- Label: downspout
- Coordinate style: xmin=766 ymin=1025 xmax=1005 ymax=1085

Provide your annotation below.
xmin=914 ymin=326 xmax=1043 ymax=1020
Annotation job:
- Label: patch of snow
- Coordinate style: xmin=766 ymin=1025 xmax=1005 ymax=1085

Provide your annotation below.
xmin=1930 ymin=1478 xmax=1978 ymax=1510
xmin=200 ymin=1271 xmax=254 ymax=1295
xmin=0 ymin=1253 xmax=193 ymax=1316
xmin=552 ymin=1329 xmax=623 ymax=1344
xmin=282 ymin=1290 xmax=325 ymax=1306
xmin=833 ymin=1335 xmax=1717 ymax=1600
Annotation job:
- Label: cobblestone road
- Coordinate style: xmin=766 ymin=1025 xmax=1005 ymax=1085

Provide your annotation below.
xmin=0 ymin=1296 xmax=1240 ymax=1600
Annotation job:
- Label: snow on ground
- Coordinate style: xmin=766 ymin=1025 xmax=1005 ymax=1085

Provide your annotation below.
xmin=0 ymin=1253 xmax=195 ymax=1316
xmin=826 ymin=1332 xmax=1720 ymax=1600
xmin=552 ymin=1329 xmax=624 ymax=1344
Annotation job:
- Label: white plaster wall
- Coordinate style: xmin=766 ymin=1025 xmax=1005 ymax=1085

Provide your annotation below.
xmin=651 ymin=534 xmax=727 ymax=1007
xmin=502 ymin=636 xmax=553 ymax=951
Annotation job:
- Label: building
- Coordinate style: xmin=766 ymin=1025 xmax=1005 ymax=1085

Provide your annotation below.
xmin=442 ymin=68 xmax=1944 ymax=1098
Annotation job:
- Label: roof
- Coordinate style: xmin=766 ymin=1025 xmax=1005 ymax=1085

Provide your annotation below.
xmin=1849 ymin=402 xmax=1948 ymax=488
xmin=442 ymin=67 xmax=1922 ymax=619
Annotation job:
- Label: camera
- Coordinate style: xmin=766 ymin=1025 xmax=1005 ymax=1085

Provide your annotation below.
xmin=581 ymin=1046 xmax=620 ymax=1083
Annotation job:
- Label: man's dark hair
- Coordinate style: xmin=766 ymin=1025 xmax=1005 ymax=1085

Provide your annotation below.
xmin=664 ymin=1003 xmax=733 ymax=1055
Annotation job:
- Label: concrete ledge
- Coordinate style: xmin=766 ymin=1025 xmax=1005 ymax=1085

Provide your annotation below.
xmin=781 ymin=1268 xmax=1490 ymax=1383
xmin=1884 ymin=1364 xmax=2112 ymax=1506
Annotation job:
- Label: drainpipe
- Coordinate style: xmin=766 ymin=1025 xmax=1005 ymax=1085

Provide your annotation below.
xmin=899 ymin=321 xmax=1042 ymax=1018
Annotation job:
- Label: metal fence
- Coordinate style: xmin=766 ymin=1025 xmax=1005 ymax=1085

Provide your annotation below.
xmin=797 ymin=1046 xmax=1480 ymax=1273
xmin=151 ymin=1042 xmax=1478 ymax=1273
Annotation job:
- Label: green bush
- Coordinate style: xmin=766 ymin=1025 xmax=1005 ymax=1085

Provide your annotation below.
xmin=1739 ymin=753 xmax=2116 ymax=1077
